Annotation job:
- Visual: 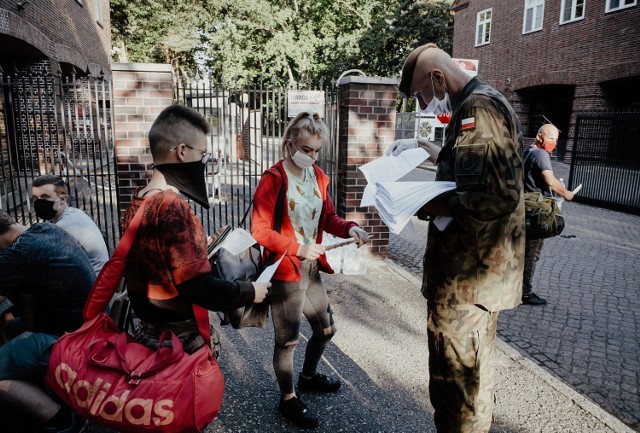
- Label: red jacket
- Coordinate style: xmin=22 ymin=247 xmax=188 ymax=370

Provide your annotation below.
xmin=251 ymin=161 xmax=357 ymax=282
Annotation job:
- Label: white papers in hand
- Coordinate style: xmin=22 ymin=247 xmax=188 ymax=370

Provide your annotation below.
xmin=374 ymin=181 xmax=456 ymax=234
xmin=219 ymin=228 xmax=257 ymax=255
xmin=572 ymin=184 xmax=583 ymax=195
xmin=256 ymin=251 xmax=286 ymax=283
xmin=359 ymin=148 xmax=429 ymax=207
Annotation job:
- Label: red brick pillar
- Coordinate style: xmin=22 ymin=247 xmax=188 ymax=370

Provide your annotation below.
xmin=111 ymin=63 xmax=174 ymax=222
xmin=336 ymin=76 xmax=398 ymax=258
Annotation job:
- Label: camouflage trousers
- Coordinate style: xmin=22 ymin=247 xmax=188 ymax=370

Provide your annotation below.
xmin=427 ymin=304 xmax=499 ymax=433
xmin=523 ymin=238 xmax=545 ymax=296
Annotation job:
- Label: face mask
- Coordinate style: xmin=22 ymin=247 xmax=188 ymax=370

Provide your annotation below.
xmin=154 ymin=160 xmax=210 ymax=209
xmin=539 ymin=136 xmax=557 ymax=153
xmin=421 ymin=74 xmax=452 ymax=116
xmin=290 ymin=144 xmax=316 ymax=169
xmin=34 ymin=198 xmax=60 ymax=221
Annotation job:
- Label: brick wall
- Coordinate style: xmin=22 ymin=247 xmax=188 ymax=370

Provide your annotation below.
xmin=451 ymin=1 xmax=640 ymax=157
xmin=112 ymin=63 xmax=174 ymax=221
xmin=0 ymin=1 xmax=111 ymax=74
xmin=337 ymin=76 xmax=398 ymax=258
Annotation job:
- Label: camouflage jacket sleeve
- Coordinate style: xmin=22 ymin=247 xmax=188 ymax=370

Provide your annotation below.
xmin=447 ymin=95 xmax=522 ymax=228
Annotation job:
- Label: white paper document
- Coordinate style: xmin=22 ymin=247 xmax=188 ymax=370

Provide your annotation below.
xmin=359 ymin=148 xmax=430 ymax=207
xmin=256 ymin=251 xmax=286 ymax=283
xmin=572 ymin=184 xmax=583 ymax=195
xmin=218 ymin=228 xmax=257 ymax=255
xmin=374 ymin=181 xmax=457 ymax=234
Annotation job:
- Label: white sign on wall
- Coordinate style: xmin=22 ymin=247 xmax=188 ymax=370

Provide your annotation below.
xmin=452 ymin=59 xmax=479 ymax=77
xmin=288 ymin=90 xmax=325 ymax=117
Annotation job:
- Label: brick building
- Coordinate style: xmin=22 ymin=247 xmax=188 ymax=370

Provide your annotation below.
xmin=0 ymin=0 xmax=111 ymax=75
xmin=451 ymin=0 xmax=640 ymax=158
xmin=0 ymin=1 xmax=114 ymax=237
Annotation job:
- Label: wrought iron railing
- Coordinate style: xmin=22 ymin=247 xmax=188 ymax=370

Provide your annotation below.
xmin=0 ymin=64 xmax=120 ymax=251
xmin=570 ymin=111 xmax=640 ymax=214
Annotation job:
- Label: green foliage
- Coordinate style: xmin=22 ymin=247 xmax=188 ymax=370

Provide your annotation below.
xmin=110 ymin=0 xmax=453 ymax=85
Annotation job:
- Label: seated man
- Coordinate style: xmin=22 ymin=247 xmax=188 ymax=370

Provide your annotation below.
xmin=32 ymin=175 xmax=109 ymax=274
xmin=0 ymin=210 xmax=95 ymax=433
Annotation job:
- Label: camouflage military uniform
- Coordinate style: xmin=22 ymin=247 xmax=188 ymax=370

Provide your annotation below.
xmin=421 ymin=77 xmax=525 ymax=433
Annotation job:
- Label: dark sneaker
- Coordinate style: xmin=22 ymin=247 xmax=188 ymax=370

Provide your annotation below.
xmin=298 ymin=373 xmax=341 ymax=393
xmin=522 ymin=292 xmax=547 ymax=305
xmin=278 ymin=396 xmax=319 ymax=429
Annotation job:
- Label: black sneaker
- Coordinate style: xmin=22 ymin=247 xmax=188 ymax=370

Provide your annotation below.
xmin=278 ymin=396 xmax=319 ymax=429
xmin=522 ymin=292 xmax=547 ymax=305
xmin=298 ymin=373 xmax=341 ymax=393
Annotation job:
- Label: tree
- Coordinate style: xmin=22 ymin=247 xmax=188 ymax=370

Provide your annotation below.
xmin=358 ymin=0 xmax=453 ymax=77
xmin=110 ymin=0 xmax=453 ymax=84
xmin=111 ymin=0 xmax=210 ymax=82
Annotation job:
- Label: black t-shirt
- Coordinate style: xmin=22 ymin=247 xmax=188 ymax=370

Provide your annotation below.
xmin=523 ymin=146 xmax=553 ymax=196
xmin=0 ymin=223 xmax=95 ymax=336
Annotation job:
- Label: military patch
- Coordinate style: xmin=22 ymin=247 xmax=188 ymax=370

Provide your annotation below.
xmin=461 ymin=117 xmax=476 ymax=130
xmin=455 ymin=143 xmax=489 ymax=190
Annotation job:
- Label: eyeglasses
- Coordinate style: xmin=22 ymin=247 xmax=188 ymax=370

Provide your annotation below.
xmin=170 ymin=143 xmax=212 ymax=163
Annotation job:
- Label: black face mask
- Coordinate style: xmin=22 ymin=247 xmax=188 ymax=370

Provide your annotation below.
xmin=34 ymin=198 xmax=59 ymax=220
xmin=154 ymin=160 xmax=210 ymax=209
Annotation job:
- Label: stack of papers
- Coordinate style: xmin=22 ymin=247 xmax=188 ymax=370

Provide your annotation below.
xmin=375 ymin=181 xmax=456 ymax=233
xmin=359 ymin=148 xmax=430 ymax=207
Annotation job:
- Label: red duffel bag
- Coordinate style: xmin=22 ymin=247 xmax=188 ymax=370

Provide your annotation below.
xmin=45 ymin=312 xmax=223 ymax=432
xmin=45 ymin=200 xmax=224 ymax=432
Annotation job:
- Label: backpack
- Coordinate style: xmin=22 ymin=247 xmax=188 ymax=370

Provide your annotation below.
xmin=524 ymin=192 xmax=565 ymax=239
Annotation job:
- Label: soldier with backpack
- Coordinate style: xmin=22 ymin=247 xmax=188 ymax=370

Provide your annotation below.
xmin=522 ymin=123 xmax=575 ymax=305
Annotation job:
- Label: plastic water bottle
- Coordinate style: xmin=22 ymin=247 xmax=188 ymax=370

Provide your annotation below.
xmin=554 ymin=178 xmax=565 ymax=210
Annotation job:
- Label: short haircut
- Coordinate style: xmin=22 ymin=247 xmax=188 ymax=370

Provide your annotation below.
xmin=148 ymin=104 xmax=211 ymax=159
xmin=32 ymin=175 xmax=68 ymax=195
xmin=281 ymin=112 xmax=329 ymax=159
xmin=398 ymin=43 xmax=439 ymax=99
xmin=0 ymin=210 xmax=16 ymax=236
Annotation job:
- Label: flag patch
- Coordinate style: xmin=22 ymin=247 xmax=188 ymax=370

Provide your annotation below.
xmin=461 ymin=117 xmax=476 ymax=130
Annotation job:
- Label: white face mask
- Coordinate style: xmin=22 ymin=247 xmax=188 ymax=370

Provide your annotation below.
xmin=420 ymin=74 xmax=452 ymax=115
xmin=290 ymin=144 xmax=316 ymax=169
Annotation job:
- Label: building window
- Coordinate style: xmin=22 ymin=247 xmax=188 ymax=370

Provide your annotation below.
xmin=523 ymin=0 xmax=545 ymax=33
xmin=476 ymin=8 xmax=492 ymax=46
xmin=606 ymin=0 xmax=636 ymax=12
xmin=561 ymin=0 xmax=585 ymax=23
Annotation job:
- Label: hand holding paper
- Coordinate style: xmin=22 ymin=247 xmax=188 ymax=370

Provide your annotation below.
xmin=256 ymin=252 xmax=286 ymax=283
xmin=572 ymin=184 xmax=582 ymax=195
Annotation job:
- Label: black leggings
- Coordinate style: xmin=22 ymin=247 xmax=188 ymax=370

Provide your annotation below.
xmin=270 ymin=260 xmax=335 ymax=394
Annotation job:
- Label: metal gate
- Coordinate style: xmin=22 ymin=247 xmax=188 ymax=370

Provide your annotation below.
xmin=570 ymin=111 xmax=640 ymax=214
xmin=175 ymin=79 xmax=339 ymax=233
xmin=0 ymin=65 xmax=120 ymax=251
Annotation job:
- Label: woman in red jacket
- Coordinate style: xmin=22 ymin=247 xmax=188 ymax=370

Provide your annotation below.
xmin=252 ymin=112 xmax=368 ymax=428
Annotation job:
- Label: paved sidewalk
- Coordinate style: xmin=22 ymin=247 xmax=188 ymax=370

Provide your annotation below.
xmin=390 ymin=164 xmax=640 ymax=431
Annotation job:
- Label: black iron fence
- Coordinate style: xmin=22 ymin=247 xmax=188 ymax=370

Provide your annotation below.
xmin=569 ymin=111 xmax=640 ymax=214
xmin=0 ymin=65 xmax=120 ymax=251
xmin=175 ymin=79 xmax=339 ymax=232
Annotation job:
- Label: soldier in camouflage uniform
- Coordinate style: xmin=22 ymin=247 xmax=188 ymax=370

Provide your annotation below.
xmin=387 ymin=44 xmax=525 ymax=432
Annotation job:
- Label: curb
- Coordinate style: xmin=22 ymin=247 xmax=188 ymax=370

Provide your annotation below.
xmin=379 ymin=258 xmax=635 ymax=433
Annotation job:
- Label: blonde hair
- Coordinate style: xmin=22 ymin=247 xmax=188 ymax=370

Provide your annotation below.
xmin=281 ymin=112 xmax=329 ymax=159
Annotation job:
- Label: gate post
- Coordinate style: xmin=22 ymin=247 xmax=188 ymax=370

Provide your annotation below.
xmin=111 ymin=63 xmax=174 ymax=222
xmin=336 ymin=76 xmax=398 ymax=258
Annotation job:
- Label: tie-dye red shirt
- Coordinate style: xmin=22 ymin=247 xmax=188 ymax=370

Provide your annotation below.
xmin=123 ymin=189 xmax=254 ymax=322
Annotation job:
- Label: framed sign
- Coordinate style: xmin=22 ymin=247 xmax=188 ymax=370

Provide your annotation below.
xmin=288 ymin=90 xmax=325 ymax=117
xmin=452 ymin=59 xmax=479 ymax=77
